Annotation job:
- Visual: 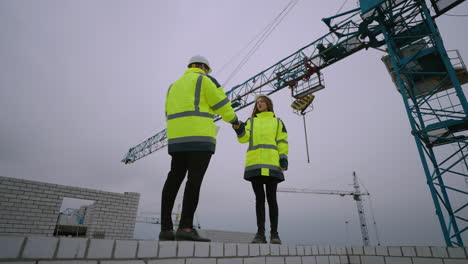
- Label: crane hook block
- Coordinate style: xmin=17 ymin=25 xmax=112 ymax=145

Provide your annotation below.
xmin=291 ymin=94 xmax=315 ymax=112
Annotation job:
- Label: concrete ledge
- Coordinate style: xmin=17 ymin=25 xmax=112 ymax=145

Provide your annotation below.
xmin=0 ymin=236 xmax=24 ymax=258
xmin=0 ymin=235 xmax=467 ymax=264
xmin=57 ymin=237 xmax=87 ymax=258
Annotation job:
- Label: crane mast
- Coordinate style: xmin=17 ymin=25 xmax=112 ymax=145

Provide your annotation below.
xmin=370 ymin=0 xmax=467 ymax=246
xmin=277 ymin=171 xmax=372 ymax=246
xmin=122 ymin=0 xmax=468 ymax=246
xmin=352 ymin=171 xmax=370 ymax=246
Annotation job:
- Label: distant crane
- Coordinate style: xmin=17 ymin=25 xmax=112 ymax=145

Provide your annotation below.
xmin=278 ymin=171 xmax=380 ymax=246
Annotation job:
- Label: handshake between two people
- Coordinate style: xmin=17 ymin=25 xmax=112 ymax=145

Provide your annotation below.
xmin=232 ymin=120 xmax=242 ymax=130
xmin=231 ymin=120 xmax=245 ymax=138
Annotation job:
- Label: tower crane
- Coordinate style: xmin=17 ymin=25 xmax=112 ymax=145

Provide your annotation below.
xmin=278 ymin=171 xmax=378 ymax=246
xmin=122 ymin=0 xmax=468 ymax=246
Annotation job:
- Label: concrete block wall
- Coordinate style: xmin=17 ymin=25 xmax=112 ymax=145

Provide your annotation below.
xmin=0 ymin=236 xmax=467 ymax=264
xmin=197 ymin=229 xmax=255 ymax=244
xmin=0 ymin=176 xmax=140 ymax=239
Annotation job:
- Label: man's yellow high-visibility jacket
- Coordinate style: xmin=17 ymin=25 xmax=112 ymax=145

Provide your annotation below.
xmin=165 ymin=68 xmax=238 ymax=153
xmin=237 ymin=111 xmax=289 ymax=182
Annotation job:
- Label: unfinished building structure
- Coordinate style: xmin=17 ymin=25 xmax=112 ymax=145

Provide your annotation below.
xmin=0 ymin=176 xmax=140 ymax=239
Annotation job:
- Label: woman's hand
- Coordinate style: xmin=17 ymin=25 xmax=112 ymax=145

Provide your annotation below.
xmin=232 ymin=121 xmax=243 ymax=129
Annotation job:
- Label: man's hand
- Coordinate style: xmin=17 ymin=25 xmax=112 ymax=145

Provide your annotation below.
xmin=232 ymin=121 xmax=242 ymax=129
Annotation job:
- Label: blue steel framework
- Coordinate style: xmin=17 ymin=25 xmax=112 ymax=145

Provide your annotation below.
xmin=122 ymin=0 xmax=467 ymax=246
xmin=372 ymin=0 xmax=467 ymax=246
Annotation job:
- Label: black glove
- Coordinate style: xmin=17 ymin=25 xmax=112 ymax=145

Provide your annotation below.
xmin=280 ymin=158 xmax=288 ymax=171
xmin=233 ymin=121 xmax=245 ymax=136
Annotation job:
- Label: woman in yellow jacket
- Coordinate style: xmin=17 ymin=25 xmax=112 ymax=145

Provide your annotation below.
xmin=234 ymin=95 xmax=288 ymax=244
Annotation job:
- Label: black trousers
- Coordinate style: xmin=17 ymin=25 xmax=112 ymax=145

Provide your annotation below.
xmin=251 ymin=178 xmax=279 ymax=235
xmin=161 ymin=151 xmax=212 ymax=231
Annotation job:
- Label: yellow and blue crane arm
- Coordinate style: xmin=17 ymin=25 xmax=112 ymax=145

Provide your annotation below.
xmin=121 ymin=7 xmax=377 ymax=164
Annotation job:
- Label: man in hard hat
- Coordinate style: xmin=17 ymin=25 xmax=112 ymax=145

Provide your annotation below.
xmin=160 ymin=55 xmax=240 ymax=242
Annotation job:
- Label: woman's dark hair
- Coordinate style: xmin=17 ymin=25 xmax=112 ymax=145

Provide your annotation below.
xmin=251 ymin=95 xmax=274 ymax=117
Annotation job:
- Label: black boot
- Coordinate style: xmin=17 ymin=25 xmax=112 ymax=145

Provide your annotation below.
xmin=270 ymin=232 xmax=282 ymax=244
xmin=159 ymin=230 xmax=175 ymax=241
xmin=251 ymin=232 xmax=267 ymax=243
xmin=175 ymin=228 xmax=211 ymax=242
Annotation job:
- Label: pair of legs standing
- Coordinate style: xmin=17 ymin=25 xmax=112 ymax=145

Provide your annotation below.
xmin=251 ymin=178 xmax=281 ymax=244
xmin=160 ymin=151 xmax=212 ymax=241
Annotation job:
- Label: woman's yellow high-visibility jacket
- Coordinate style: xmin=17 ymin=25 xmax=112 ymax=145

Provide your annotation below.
xmin=165 ymin=68 xmax=238 ymax=153
xmin=237 ymin=111 xmax=288 ymax=182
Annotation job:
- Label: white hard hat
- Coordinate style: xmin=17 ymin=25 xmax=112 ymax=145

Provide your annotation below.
xmin=188 ymin=55 xmax=212 ymax=73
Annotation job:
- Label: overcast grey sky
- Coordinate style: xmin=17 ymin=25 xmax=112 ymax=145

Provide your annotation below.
xmin=1 ymin=0 xmax=467 ymax=246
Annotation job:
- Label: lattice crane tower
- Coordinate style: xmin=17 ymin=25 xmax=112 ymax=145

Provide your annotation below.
xmin=278 ymin=171 xmax=374 ymax=246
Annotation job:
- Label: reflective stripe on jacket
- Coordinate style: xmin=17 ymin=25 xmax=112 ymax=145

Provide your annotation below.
xmin=165 ymin=68 xmax=238 ymax=153
xmin=237 ymin=111 xmax=289 ymax=182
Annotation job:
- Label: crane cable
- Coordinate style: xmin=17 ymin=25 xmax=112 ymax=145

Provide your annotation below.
xmin=223 ymin=0 xmax=298 ymax=86
xmin=222 ymin=0 xmax=299 ymax=87
xmin=443 ymin=13 xmax=468 ymax=17
xmin=303 ymin=114 xmax=311 ymax=163
xmin=221 ymin=0 xmax=358 ymax=86
xmin=335 ymin=0 xmax=350 ymax=15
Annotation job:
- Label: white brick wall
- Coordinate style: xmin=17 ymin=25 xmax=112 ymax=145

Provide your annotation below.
xmin=0 ymin=235 xmax=467 ymax=264
xmin=245 ymin=257 xmax=266 ymax=264
xmin=238 ymin=243 xmax=249 ymax=256
xmin=448 ymin=247 xmax=467 ymax=258
xmin=361 ymin=255 xmax=385 ymax=264
xmin=225 ymin=243 xmax=237 ymax=256
xmin=389 ymin=246 xmax=403 ymax=256
xmin=250 ymin=244 xmax=260 ymax=256
xmin=285 ymin=256 xmax=301 ymax=264
xmin=194 ymin=241 xmax=209 ymax=257
xmin=416 ymin=246 xmax=432 ymax=257
xmin=301 ymin=256 xmax=316 ymax=264
xmin=87 ymin=239 xmax=114 ymax=259
xmin=114 ymin=240 xmax=138 ymax=258
xmin=401 ymin=246 xmax=416 ymax=257
xmin=431 ymin=247 xmax=448 ymax=258
xmin=385 ymin=257 xmax=413 ymax=264
xmin=316 ymin=255 xmax=329 ymax=264
xmin=218 ymin=258 xmax=243 ymax=264
xmin=56 ymin=237 xmax=87 ymax=258
xmin=137 ymin=240 xmax=158 ymax=258
xmin=363 ymin=246 xmax=375 ymax=255
xmin=260 ymin=244 xmax=271 ymax=255
xmin=178 ymin=241 xmax=194 ymax=257
xmin=270 ymin=244 xmax=280 ymax=256
xmin=0 ymin=176 xmax=139 ymax=239
xmin=280 ymin=245 xmax=289 ymax=255
xmin=22 ymin=236 xmax=57 ymax=259
xmin=0 ymin=236 xmax=24 ymax=258
xmin=158 ymin=241 xmax=176 ymax=258
xmin=211 ymin=242 xmax=223 ymax=257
